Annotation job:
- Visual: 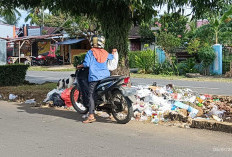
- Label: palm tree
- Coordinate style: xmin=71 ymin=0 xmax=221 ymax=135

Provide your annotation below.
xmin=0 ymin=8 xmax=21 ymax=25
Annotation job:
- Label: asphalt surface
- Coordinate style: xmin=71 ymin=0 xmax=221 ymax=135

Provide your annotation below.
xmin=0 ymin=101 xmax=231 ymax=157
xmin=26 ymin=71 xmax=232 ymax=95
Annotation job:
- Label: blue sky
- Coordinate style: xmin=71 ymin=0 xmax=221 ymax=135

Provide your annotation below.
xmin=18 ymin=9 xmax=30 ymax=26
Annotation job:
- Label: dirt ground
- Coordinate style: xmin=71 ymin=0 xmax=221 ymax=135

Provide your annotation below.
xmin=0 ymin=82 xmax=56 ymax=104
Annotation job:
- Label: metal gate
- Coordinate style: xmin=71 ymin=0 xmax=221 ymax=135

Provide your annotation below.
xmin=222 ymin=46 xmax=232 ymax=74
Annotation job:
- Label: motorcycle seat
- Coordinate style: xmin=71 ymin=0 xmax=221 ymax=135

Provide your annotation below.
xmin=98 ymin=75 xmax=124 ymax=84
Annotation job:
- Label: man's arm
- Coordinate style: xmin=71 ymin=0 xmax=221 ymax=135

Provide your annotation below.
xmin=76 ymin=50 xmax=91 ymax=69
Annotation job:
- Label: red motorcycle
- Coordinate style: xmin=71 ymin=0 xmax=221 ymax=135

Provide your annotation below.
xmin=31 ymin=52 xmax=63 ymax=66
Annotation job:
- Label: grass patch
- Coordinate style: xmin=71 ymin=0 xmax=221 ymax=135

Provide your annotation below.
xmin=0 ymin=82 xmax=57 ymax=103
xmin=131 ymin=73 xmax=232 ymax=83
xmin=28 ymin=66 xmax=75 ymax=72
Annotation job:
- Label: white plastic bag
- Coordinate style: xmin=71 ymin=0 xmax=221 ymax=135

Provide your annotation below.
xmin=107 ymin=51 xmax=118 ymax=71
xmin=9 ymin=94 xmax=17 ymax=100
xmin=25 ymin=99 xmax=36 ymax=104
xmin=43 ymin=89 xmax=64 ymax=102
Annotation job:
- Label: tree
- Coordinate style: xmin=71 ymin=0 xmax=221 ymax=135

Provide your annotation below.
xmin=0 ymin=8 xmax=21 ymax=25
xmin=158 ymin=12 xmax=189 ymax=38
xmin=0 ymin=0 xmax=229 ymax=75
xmin=209 ymin=5 xmax=232 ymax=44
xmin=24 ymin=9 xmax=101 ymax=38
xmin=192 ymin=5 xmax=232 ymax=45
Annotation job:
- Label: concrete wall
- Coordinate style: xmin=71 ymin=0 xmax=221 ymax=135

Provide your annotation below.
xmin=0 ymin=24 xmax=14 ymax=38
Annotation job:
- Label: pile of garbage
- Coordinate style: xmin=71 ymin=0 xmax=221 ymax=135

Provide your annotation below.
xmin=131 ymin=84 xmax=232 ymax=124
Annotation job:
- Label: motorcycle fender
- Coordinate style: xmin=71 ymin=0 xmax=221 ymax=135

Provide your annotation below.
xmin=119 ymin=86 xmax=137 ymax=103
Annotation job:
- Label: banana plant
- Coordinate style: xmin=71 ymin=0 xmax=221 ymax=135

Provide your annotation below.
xmin=209 ymin=5 xmax=232 ymax=44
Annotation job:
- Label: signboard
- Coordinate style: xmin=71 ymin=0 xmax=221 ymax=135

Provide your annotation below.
xmin=28 ymin=28 xmax=41 ymax=36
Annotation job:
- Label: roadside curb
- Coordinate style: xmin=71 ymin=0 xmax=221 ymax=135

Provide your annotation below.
xmin=191 ymin=119 xmax=232 ymax=133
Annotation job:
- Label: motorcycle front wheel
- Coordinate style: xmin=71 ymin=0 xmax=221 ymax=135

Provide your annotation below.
xmin=111 ymin=90 xmax=133 ymax=124
xmin=70 ymin=86 xmax=88 ymax=114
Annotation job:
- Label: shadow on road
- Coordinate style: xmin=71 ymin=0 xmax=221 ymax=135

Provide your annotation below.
xmin=16 ymin=103 xmax=115 ymax=124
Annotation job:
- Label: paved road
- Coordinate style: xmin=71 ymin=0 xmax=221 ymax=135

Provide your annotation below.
xmin=26 ymin=71 xmax=232 ymax=95
xmin=0 ymin=101 xmax=231 ymax=157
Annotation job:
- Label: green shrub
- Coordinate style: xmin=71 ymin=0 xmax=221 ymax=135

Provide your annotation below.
xmin=198 ymin=45 xmax=216 ymax=75
xmin=0 ymin=64 xmax=29 ymax=86
xmin=177 ymin=58 xmax=199 ymax=75
xmin=128 ymin=51 xmax=141 ymax=68
xmin=153 ymin=60 xmax=176 ymax=75
xmin=135 ymin=49 xmax=155 ymax=73
xmin=73 ymin=53 xmax=86 ymax=67
xmin=198 ymin=45 xmax=215 ymax=67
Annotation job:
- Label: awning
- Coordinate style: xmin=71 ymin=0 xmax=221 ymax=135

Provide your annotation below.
xmin=57 ymin=38 xmax=85 ymax=45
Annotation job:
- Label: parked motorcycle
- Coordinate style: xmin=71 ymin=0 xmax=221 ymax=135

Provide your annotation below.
xmin=31 ymin=52 xmax=49 ymax=66
xmin=31 ymin=52 xmax=63 ymax=66
xmin=70 ymin=68 xmax=136 ymax=124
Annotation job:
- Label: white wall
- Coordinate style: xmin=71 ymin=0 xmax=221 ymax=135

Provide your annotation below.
xmin=0 ymin=24 xmax=14 ymax=38
xmin=0 ymin=40 xmax=6 ymax=65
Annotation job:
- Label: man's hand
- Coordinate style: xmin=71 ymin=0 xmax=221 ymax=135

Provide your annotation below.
xmin=76 ymin=64 xmax=84 ymax=69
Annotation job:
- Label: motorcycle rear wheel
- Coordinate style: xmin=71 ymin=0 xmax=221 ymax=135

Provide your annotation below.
xmin=111 ymin=90 xmax=133 ymax=124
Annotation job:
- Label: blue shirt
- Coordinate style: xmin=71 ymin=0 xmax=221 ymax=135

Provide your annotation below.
xmin=83 ymin=50 xmax=113 ymax=82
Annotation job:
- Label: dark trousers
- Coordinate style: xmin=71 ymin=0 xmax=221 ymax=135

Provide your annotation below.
xmin=88 ymin=81 xmax=98 ymax=114
xmin=78 ymin=79 xmax=89 ymax=107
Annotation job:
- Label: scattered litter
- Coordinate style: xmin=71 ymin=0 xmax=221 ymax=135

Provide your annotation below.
xmin=82 ymin=113 xmax=89 ymax=119
xmin=9 ymin=94 xmax=17 ymax=100
xmin=25 ymin=99 xmax=36 ymax=104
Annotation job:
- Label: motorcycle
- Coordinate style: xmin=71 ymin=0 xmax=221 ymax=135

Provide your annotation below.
xmin=31 ymin=52 xmax=49 ymax=66
xmin=31 ymin=52 xmax=63 ymax=66
xmin=70 ymin=68 xmax=136 ymax=124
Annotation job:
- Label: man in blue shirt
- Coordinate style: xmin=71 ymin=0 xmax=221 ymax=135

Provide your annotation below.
xmin=77 ymin=35 xmax=115 ymax=123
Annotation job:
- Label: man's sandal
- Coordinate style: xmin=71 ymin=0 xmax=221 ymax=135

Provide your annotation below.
xmin=82 ymin=117 xmax=96 ymax=123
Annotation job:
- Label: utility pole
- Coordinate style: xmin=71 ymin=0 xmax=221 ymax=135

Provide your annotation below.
xmin=42 ymin=6 xmax=44 ymax=27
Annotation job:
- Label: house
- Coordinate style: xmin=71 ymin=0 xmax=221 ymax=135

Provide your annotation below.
xmin=0 ymin=23 xmax=15 ymax=65
xmin=129 ymin=26 xmax=155 ymax=51
xmin=196 ymin=19 xmax=209 ymax=28
xmin=57 ymin=38 xmax=90 ymax=64
xmin=0 ymin=23 xmax=15 ymax=38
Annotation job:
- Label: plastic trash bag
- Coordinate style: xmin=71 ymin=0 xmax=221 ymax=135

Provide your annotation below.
xmin=51 ymin=93 xmax=65 ymax=107
xmin=107 ymin=51 xmax=118 ymax=71
xmin=9 ymin=94 xmax=17 ymax=100
xmin=174 ymin=101 xmax=199 ymax=118
xmin=25 ymin=99 xmax=36 ymax=104
xmin=61 ymin=88 xmax=79 ymax=107
xmin=43 ymin=89 xmax=64 ymax=102
xmin=208 ymin=105 xmax=225 ymax=118
xmin=137 ymin=88 xmax=151 ymax=98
